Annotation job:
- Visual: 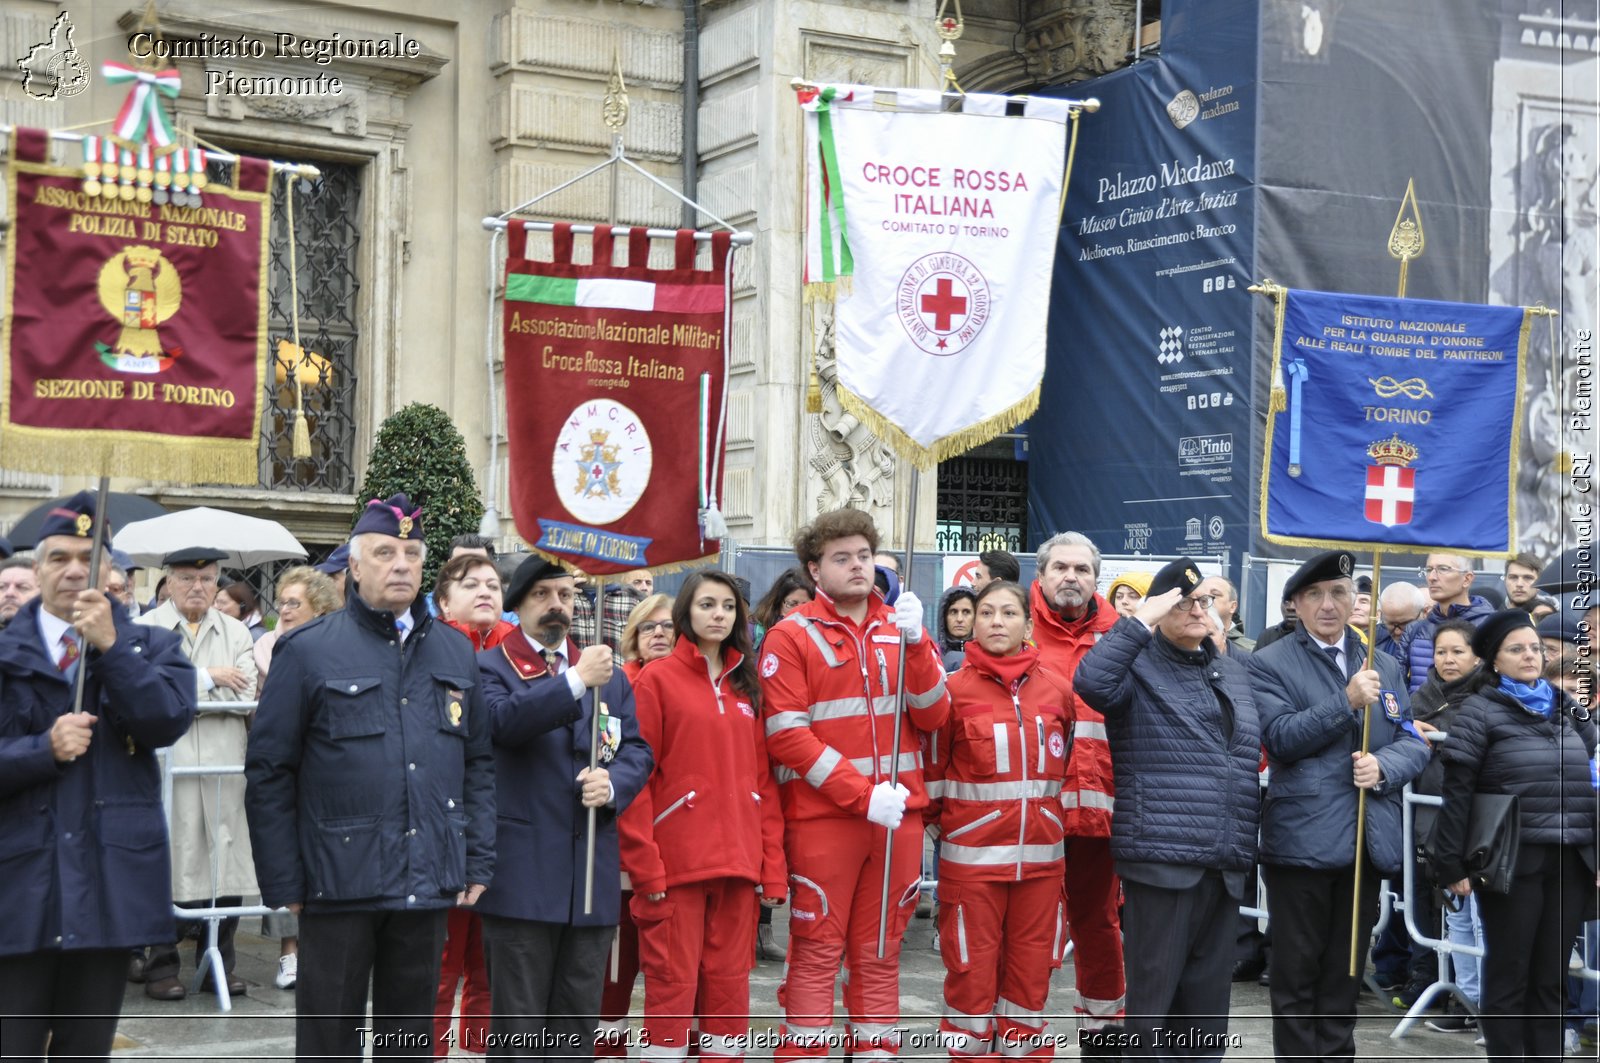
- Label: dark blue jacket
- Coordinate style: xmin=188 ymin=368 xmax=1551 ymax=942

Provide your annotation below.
xmin=244 ymin=592 xmax=496 ymax=911
xmin=1074 ymin=617 xmax=1261 ymax=874
xmin=0 ymin=600 xmax=196 ymax=955
xmin=473 ymin=637 xmax=652 ymax=927
xmin=1398 ymin=595 xmax=1494 ymax=692
xmin=1250 ymin=628 xmax=1430 ymax=874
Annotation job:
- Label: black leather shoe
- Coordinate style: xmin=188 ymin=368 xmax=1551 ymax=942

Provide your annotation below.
xmin=127 ymin=951 xmax=147 ymax=984
xmin=1231 ymin=957 xmax=1265 ymax=982
xmin=144 ymin=976 xmax=186 ymax=1001
xmin=1257 ymin=967 xmax=1270 ymax=987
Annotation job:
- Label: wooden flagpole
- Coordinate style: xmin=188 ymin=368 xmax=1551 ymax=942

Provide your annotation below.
xmin=1349 ymin=181 xmax=1424 ymax=977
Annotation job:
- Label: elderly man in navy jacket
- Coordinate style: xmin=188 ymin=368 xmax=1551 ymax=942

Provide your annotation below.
xmin=1248 ymin=550 xmax=1429 ymax=1063
xmin=1075 ymin=558 xmax=1262 ymax=1061
xmin=246 ymin=495 xmax=496 ymax=1061
xmin=0 ymin=493 xmax=196 ymax=1060
xmin=475 ymin=556 xmax=652 ymax=1060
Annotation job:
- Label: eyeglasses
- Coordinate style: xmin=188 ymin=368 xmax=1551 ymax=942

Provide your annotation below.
xmin=637 ymin=620 xmax=673 ymax=635
xmin=276 ymin=598 xmax=304 ymax=611
xmin=1385 ymin=620 xmax=1413 ymax=636
xmin=1173 ymin=594 xmax=1217 ymax=612
xmin=1419 ymin=565 xmax=1461 ymax=578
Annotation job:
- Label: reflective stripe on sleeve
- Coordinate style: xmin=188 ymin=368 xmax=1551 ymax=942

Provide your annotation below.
xmin=766 ymin=710 xmax=812 ymax=736
xmin=805 ymin=745 xmax=845 ymax=788
xmin=906 ymin=674 xmax=947 ymax=708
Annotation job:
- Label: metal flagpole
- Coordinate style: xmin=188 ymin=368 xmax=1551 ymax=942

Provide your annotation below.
xmin=1350 ymin=180 xmax=1424 ymax=976
xmin=584 ymin=692 xmax=605 ymax=914
xmin=876 ymin=468 xmax=921 ymax=958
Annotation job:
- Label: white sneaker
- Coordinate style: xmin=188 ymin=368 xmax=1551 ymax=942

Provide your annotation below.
xmin=1564 ymin=1027 xmax=1582 ymax=1056
xmin=275 ymin=953 xmax=297 ymax=990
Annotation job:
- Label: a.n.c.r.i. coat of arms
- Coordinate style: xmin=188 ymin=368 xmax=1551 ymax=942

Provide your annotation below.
xmin=551 ymin=398 xmax=653 ymax=526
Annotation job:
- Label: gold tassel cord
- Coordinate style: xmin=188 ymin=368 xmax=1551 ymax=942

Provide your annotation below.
xmin=283 ymin=172 xmax=311 ymax=459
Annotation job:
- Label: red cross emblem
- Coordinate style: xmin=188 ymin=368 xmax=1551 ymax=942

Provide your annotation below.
xmin=897 ymin=253 xmax=991 ymax=357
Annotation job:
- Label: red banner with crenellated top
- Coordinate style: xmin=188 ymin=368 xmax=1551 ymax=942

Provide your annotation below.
xmin=1 ymin=127 xmax=270 ymax=483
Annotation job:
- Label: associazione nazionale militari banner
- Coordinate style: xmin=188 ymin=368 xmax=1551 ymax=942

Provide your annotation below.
xmin=501 ymin=223 xmax=731 ymax=577
xmin=1 ymin=128 xmax=270 ymax=484
xmin=1261 ymin=287 xmax=1530 ymax=556
xmin=799 ymin=84 xmax=1072 ymax=466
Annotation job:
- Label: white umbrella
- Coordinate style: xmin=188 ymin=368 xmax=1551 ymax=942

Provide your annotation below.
xmin=113 ymin=506 xmax=309 ymax=570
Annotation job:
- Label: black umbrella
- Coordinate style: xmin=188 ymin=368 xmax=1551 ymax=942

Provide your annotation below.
xmin=8 ymin=492 xmax=169 ymax=548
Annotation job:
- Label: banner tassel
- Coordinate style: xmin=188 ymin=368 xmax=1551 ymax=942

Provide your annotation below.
xmin=283 ymin=172 xmax=313 ymax=459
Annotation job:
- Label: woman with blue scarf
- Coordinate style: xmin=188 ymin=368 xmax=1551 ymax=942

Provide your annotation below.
xmin=1431 ymin=609 xmax=1599 ymax=1062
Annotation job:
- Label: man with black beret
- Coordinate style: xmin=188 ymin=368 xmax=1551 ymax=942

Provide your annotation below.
xmin=246 ymin=495 xmax=496 ymax=1059
xmin=1247 ymin=550 xmax=1429 ymax=1063
xmin=474 ymin=554 xmax=652 ymax=1058
xmin=0 ymin=493 xmax=195 ymax=1060
xmin=1075 ymin=558 xmax=1263 ymax=1058
xmin=137 ymin=543 xmax=259 ymax=1000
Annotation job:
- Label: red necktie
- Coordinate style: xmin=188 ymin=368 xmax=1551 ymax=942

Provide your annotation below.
xmin=57 ymin=631 xmax=79 ymax=672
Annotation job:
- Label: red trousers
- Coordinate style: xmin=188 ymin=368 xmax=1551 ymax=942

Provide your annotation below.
xmin=1061 ymin=836 xmax=1124 ymax=1027
xmin=777 ymin=817 xmax=923 ymax=1063
xmin=634 ymin=877 xmax=758 ymax=1061
xmin=434 ymin=908 xmax=490 ymax=1056
xmin=937 ymin=876 xmax=1065 ymax=1060
xmin=596 ymin=890 xmax=642 ymax=1058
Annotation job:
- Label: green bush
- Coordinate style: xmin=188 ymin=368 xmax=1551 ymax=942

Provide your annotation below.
xmin=354 ymin=403 xmax=484 ymax=588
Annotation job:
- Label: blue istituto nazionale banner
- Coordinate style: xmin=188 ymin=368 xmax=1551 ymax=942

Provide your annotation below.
xmin=1261 ymin=288 xmax=1530 ymax=555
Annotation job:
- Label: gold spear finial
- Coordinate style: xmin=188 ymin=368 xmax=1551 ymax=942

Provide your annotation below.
xmin=1388 ymin=179 xmax=1425 ymax=297
xmin=602 ymin=47 xmax=630 ymax=135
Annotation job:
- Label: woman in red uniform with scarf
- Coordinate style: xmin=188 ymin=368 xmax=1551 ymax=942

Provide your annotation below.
xmin=926 ymin=579 xmax=1074 ymax=1061
xmin=620 ymin=572 xmax=787 ymax=1062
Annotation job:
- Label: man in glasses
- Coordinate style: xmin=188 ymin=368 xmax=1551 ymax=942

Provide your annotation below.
xmin=1374 ymin=582 xmax=1427 ymax=661
xmin=1075 ymin=558 xmax=1263 ymax=1059
xmin=1398 ymin=553 xmax=1495 ymax=692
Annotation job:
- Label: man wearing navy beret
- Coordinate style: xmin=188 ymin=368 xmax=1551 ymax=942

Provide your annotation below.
xmin=1248 ymin=550 xmax=1429 ymax=1062
xmin=246 ymin=494 xmax=496 ymax=1060
xmin=0 ymin=493 xmax=196 ymax=1059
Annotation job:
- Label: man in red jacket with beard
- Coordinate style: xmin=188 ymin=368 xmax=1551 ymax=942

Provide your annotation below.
xmin=760 ymin=508 xmax=951 ymax=1063
xmin=1027 ymin=532 xmax=1124 ymax=1049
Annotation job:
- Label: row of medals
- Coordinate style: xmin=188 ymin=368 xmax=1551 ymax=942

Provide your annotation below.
xmin=82 ymin=156 xmax=207 ymax=207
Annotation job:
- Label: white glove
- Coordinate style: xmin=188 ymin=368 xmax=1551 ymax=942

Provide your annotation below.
xmin=866 ymin=781 xmax=909 ymax=829
xmin=892 ymin=592 xmax=925 ymax=644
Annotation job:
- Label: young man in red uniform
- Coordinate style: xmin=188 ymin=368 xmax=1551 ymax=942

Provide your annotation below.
xmin=1027 ymin=532 xmax=1125 ymax=1040
xmin=760 ymin=509 xmax=951 ymax=1063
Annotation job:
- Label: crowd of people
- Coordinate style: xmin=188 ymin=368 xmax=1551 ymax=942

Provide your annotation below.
xmin=0 ymin=492 xmax=1595 ymax=1063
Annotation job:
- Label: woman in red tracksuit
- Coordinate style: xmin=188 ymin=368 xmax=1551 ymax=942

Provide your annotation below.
xmin=597 ymin=592 xmax=677 ymax=1058
xmin=620 ymin=571 xmax=787 ymax=1061
xmin=431 ymin=553 xmax=513 ymax=1056
xmin=926 ymin=579 xmax=1074 ymax=1061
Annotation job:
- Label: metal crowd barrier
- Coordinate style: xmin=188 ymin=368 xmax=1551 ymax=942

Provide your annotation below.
xmin=1389 ymin=774 xmax=1600 ymax=1040
xmin=157 ymin=700 xmax=281 ymax=1014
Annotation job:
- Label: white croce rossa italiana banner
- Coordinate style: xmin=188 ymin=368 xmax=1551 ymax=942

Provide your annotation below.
xmin=800 ymin=84 xmax=1073 ymax=465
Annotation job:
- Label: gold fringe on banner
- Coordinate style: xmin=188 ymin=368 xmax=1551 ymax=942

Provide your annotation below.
xmin=834 ymin=384 xmax=1039 ymax=471
xmin=806 ymin=365 xmax=823 ymax=414
xmin=517 ymin=543 xmax=722 ymax=581
xmin=0 ymin=424 xmax=258 ymax=484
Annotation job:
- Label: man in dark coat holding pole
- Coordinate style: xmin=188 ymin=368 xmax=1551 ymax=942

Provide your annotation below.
xmin=1075 ymin=558 xmax=1262 ymax=1060
xmin=1247 ymin=550 xmax=1429 ymax=1063
xmin=0 ymin=492 xmax=196 ymax=1060
xmin=474 ymin=556 xmax=652 ymax=1059
xmin=246 ymin=495 xmax=497 ymax=1060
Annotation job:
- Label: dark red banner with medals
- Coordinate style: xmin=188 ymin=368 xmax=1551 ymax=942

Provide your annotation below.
xmin=1 ymin=128 xmax=270 ymax=483
xmin=502 ymin=223 xmax=731 ymax=576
